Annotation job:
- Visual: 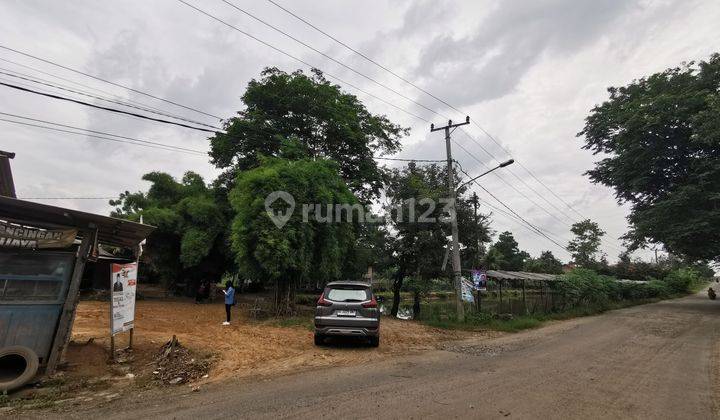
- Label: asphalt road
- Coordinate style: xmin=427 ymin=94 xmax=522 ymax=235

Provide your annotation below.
xmin=31 ymin=292 xmax=720 ymax=419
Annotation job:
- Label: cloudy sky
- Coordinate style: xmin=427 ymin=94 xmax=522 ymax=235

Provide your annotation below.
xmin=1 ymin=0 xmax=718 ymax=263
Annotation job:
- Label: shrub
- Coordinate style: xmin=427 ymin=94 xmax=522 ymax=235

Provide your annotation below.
xmin=645 ymin=279 xmax=672 ymax=298
xmin=663 ymin=268 xmax=700 ymax=293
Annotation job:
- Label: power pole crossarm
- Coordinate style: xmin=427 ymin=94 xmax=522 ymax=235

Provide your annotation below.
xmin=431 ymin=117 xmax=470 ymax=322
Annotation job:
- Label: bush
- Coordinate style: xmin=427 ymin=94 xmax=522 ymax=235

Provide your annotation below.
xmin=663 ymin=267 xmax=700 ymax=293
xmin=553 ymin=269 xmax=620 ymax=310
xmin=645 ymin=279 xmax=672 ymax=298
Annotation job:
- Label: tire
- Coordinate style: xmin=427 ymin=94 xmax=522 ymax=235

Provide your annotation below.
xmin=0 ymin=346 xmax=40 ymax=392
xmin=314 ymin=334 xmax=325 ymax=346
xmin=369 ymin=336 xmax=380 ymax=347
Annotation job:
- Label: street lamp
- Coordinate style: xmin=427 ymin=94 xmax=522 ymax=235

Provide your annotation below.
xmin=456 ymin=159 xmax=514 ymax=191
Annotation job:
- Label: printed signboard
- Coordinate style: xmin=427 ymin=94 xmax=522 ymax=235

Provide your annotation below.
xmin=0 ymin=220 xmax=76 ymax=249
xmin=471 ymin=269 xmax=488 ymax=291
xmin=111 ymin=262 xmax=138 ymax=335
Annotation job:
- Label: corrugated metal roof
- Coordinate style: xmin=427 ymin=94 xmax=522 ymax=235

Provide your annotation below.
xmin=486 ymin=270 xmax=561 ymax=281
xmin=0 ymin=196 xmax=153 ymax=249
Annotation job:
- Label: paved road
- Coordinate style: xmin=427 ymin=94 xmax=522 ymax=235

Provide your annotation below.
xmin=34 ymin=292 xmax=720 ymax=419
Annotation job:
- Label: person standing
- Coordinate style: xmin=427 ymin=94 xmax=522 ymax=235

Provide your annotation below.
xmin=222 ymin=281 xmax=235 ymax=325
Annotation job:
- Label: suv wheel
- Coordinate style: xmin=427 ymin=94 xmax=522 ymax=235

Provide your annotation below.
xmin=314 ymin=333 xmax=325 ymax=346
xmin=369 ymin=336 xmax=379 ymax=347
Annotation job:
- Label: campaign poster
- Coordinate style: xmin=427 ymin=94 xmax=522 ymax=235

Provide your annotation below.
xmin=471 ymin=269 xmax=488 ymax=291
xmin=111 ymin=262 xmax=138 ymax=335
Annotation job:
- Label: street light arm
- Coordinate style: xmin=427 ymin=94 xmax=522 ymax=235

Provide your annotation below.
xmin=456 ymin=159 xmax=514 ymax=191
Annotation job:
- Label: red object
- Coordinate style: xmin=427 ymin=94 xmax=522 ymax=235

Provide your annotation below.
xmin=362 ymin=296 xmax=377 ymax=308
xmin=317 ymin=293 xmax=332 ymax=307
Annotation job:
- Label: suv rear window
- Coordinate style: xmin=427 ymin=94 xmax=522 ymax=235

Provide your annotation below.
xmin=326 ymin=287 xmax=370 ymax=302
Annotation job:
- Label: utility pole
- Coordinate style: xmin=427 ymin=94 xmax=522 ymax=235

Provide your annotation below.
xmin=471 ymin=192 xmax=482 ymax=267
xmin=431 ymin=117 xmax=470 ymax=322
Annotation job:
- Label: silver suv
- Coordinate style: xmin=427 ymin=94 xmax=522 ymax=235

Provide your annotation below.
xmin=314 ymin=281 xmax=380 ymax=347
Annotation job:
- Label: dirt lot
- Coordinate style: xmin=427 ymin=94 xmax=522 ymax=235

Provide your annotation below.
xmin=68 ymin=298 xmax=482 ymax=381
xmin=3 ymin=297 xmax=492 ymax=412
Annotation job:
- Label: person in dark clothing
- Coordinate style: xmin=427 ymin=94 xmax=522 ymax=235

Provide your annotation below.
xmin=222 ymin=280 xmax=235 ymax=325
xmin=113 ymin=273 xmax=124 ymax=292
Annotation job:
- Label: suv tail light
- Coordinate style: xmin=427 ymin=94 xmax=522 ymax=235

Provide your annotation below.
xmin=362 ymin=296 xmax=377 ymax=308
xmin=317 ymin=293 xmax=332 ymax=307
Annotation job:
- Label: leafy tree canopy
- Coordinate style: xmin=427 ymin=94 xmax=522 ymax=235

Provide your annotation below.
xmin=229 ymin=155 xmax=359 ymax=314
xmin=110 ymin=172 xmax=228 ymax=289
xmin=567 ymin=219 xmax=605 ymax=268
xmin=579 ymin=54 xmax=720 ymax=262
xmin=385 ymin=163 xmax=452 ymax=277
xmin=210 ymin=68 xmax=408 ymax=201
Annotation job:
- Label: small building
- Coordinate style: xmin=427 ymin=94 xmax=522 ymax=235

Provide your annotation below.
xmin=0 ymin=196 xmax=153 ymax=391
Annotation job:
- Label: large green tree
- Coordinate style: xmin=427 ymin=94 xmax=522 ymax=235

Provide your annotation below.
xmin=567 ymin=219 xmax=605 ymax=268
xmin=110 ymin=172 xmax=229 ymax=291
xmin=384 ymin=163 xmax=452 ymax=316
xmin=229 ymin=155 xmax=359 ymax=315
xmin=579 ymin=54 xmax=720 ymax=263
xmin=210 ymin=68 xmax=407 ymax=201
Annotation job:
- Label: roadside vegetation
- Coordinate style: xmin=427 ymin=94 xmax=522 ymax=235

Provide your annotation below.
xmin=411 ymin=267 xmax=711 ymax=332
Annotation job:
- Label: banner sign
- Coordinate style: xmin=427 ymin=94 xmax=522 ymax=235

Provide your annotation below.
xmin=0 ymin=220 xmax=77 ymax=249
xmin=111 ymin=262 xmax=138 ymax=335
xmin=461 ymin=277 xmax=475 ymax=303
xmin=471 ymin=269 xmax=488 ymax=291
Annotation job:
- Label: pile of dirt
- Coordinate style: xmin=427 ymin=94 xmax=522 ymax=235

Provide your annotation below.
xmin=153 ymin=335 xmax=213 ymax=385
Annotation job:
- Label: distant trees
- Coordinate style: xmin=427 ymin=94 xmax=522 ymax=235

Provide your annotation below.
xmin=524 ymin=251 xmax=564 ymax=274
xmin=485 ymin=231 xmax=529 ymax=271
xmin=579 ymin=54 xmax=720 ymax=263
xmin=567 ymin=219 xmax=605 ymax=268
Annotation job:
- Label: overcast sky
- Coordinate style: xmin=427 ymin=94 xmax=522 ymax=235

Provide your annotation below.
xmin=1 ymin=0 xmax=718 ymax=263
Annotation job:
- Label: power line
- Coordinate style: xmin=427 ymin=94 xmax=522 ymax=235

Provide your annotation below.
xmin=467 ymin=119 xmax=587 ymax=219
xmin=0 ymin=44 xmax=222 ymax=120
xmin=260 ymin=0 xmax=591 ymax=225
xmin=264 ymin=0 xmax=462 ymax=115
xmin=453 ymin=139 xmax=624 ymax=254
xmin=0 ymin=56 xmax=198 ymax=123
xmin=453 ymin=160 xmax=571 ymax=247
xmin=175 ymin=0 xmax=430 ymax=123
xmin=0 ymin=114 xmax=208 ymax=156
xmin=458 ymin=128 xmax=578 ymax=224
xmin=219 ymin=0 xmax=442 ymax=118
xmin=0 ymin=69 xmax=223 ymax=131
xmin=452 ymin=138 xmax=572 ymax=226
xmin=0 ymin=81 xmax=219 ymax=133
xmin=456 ymin=165 xmax=570 ymax=253
xmin=0 ymin=111 xmax=208 ymax=154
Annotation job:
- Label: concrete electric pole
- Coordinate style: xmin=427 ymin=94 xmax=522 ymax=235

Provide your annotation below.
xmin=431 ymin=117 xmax=470 ymax=322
